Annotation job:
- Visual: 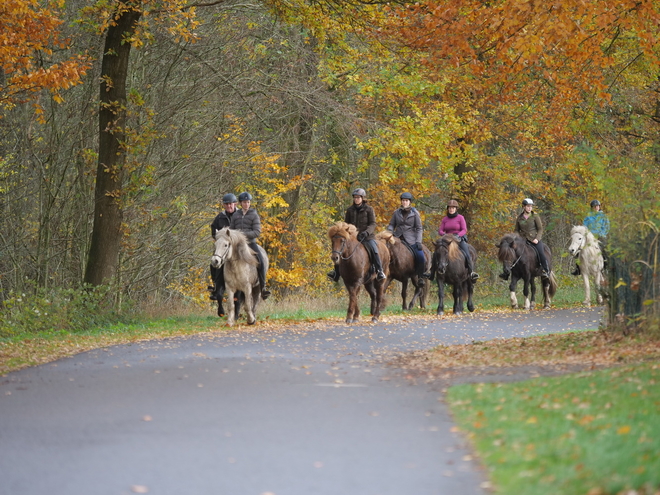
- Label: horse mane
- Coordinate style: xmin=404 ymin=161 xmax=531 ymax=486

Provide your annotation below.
xmin=328 ymin=221 xmax=358 ymax=240
xmin=216 ymin=228 xmax=258 ymax=266
xmin=442 ymin=234 xmax=462 ymax=262
xmin=571 ymin=225 xmax=597 ymax=247
xmin=497 ymin=233 xmax=524 ymax=262
xmin=375 ymin=230 xmax=396 ymax=245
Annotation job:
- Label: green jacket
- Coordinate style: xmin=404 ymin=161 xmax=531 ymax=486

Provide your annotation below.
xmin=515 ymin=211 xmax=543 ymax=242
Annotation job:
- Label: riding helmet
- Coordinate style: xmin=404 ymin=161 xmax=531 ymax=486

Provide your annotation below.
xmin=352 ymin=188 xmax=366 ymax=198
xmin=522 ymin=198 xmax=534 ymax=206
xmin=238 ymin=192 xmax=252 ymax=202
xmin=222 ymin=193 xmax=237 ymax=204
xmin=400 ymin=192 xmax=413 ymax=201
xmin=447 ymin=199 xmax=459 ymax=208
xmin=590 ymin=199 xmax=601 ymax=208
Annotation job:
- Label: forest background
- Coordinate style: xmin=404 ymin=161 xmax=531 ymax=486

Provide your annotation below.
xmin=1 ymin=0 xmax=659 ymax=326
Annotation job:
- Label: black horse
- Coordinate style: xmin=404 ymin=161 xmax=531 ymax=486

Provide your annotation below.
xmin=497 ymin=233 xmax=558 ymax=309
xmin=431 ymin=234 xmax=476 ymax=315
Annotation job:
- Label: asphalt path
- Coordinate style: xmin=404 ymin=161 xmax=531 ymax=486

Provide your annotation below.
xmin=0 ymin=307 xmax=603 ymax=495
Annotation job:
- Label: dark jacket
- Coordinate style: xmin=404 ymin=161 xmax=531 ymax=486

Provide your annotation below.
xmin=210 ymin=210 xmax=234 ymax=238
xmin=345 ymin=202 xmax=377 ymax=241
xmin=229 ymin=207 xmax=261 ymax=241
xmin=515 ymin=211 xmax=544 ymax=242
xmin=387 ymin=207 xmax=422 ymax=245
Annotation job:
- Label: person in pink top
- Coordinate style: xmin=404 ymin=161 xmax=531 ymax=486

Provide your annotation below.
xmin=438 ymin=199 xmax=479 ymax=281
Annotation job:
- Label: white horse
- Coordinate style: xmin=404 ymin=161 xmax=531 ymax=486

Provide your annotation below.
xmin=211 ymin=228 xmax=268 ymax=326
xmin=568 ymin=225 xmax=605 ymax=306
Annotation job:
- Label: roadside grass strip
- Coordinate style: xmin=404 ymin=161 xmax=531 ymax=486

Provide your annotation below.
xmin=447 ymin=362 xmax=660 ymax=495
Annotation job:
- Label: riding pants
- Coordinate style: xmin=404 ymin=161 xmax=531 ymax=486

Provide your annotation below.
xmin=248 ymin=241 xmax=268 ymax=288
xmin=458 ymin=238 xmax=475 ymax=273
xmin=363 ymin=239 xmax=385 ymax=274
xmin=210 ymin=264 xmax=225 ymax=296
xmin=528 ymin=240 xmax=550 ymax=274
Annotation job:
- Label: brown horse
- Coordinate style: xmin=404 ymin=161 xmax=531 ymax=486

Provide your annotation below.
xmin=497 ymin=233 xmax=558 ymax=310
xmin=431 ymin=234 xmax=476 ymax=315
xmin=328 ymin=222 xmax=390 ymax=324
xmin=376 ymin=231 xmax=430 ymax=310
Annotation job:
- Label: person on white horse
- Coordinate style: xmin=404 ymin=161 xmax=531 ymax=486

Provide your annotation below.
xmin=572 ymin=199 xmax=610 ymax=276
xmin=229 ymin=192 xmax=271 ymax=300
xmin=208 ymin=193 xmax=238 ymax=311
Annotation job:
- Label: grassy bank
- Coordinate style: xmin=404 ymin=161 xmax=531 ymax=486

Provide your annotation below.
xmin=448 ymin=363 xmax=660 ymax=495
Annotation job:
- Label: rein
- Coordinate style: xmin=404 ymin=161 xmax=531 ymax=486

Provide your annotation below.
xmin=332 ymin=235 xmax=360 ymax=261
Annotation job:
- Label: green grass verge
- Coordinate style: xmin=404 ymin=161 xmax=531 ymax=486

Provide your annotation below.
xmin=447 ymin=363 xmax=660 ymax=495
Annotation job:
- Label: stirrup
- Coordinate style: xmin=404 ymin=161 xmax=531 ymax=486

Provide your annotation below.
xmin=261 ymin=287 xmax=271 ymax=300
xmin=498 ymin=272 xmax=509 ymax=281
xmin=470 ymin=272 xmax=479 ymax=281
xmin=376 ymin=270 xmax=386 ymax=281
xmin=571 ymin=266 xmax=581 ymax=276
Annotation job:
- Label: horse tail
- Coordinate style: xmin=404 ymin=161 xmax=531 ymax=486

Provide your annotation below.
xmin=548 ymin=271 xmax=558 ymax=297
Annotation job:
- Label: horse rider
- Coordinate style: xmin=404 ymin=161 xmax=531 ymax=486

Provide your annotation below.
xmin=437 ymin=199 xmax=479 ymax=282
xmin=327 ymin=188 xmax=387 ymax=282
xmin=229 ymin=191 xmax=271 ymax=300
xmin=387 ymin=192 xmax=431 ymax=279
xmin=208 ymin=193 xmax=238 ymax=310
xmin=501 ymin=198 xmax=549 ymax=280
xmin=573 ymin=199 xmax=610 ymax=275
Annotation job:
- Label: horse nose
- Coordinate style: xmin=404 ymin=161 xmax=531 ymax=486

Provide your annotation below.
xmin=211 ymin=256 xmax=221 ymax=268
xmin=330 ymin=252 xmax=339 ymax=264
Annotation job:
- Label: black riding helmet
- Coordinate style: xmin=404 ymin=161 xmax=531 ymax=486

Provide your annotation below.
xmin=238 ymin=192 xmax=252 ymax=202
xmin=222 ymin=193 xmax=237 ymax=204
xmin=400 ymin=192 xmax=413 ymax=201
xmin=590 ymin=199 xmax=601 ymax=208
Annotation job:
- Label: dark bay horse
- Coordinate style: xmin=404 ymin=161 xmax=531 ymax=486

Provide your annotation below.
xmin=328 ymin=222 xmax=390 ymax=324
xmin=497 ymin=233 xmax=557 ymax=310
xmin=431 ymin=234 xmax=476 ymax=315
xmin=211 ymin=228 xmax=268 ymax=326
xmin=376 ymin=231 xmax=430 ymax=310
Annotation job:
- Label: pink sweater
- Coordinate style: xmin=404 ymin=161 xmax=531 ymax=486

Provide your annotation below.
xmin=438 ymin=215 xmax=467 ymax=237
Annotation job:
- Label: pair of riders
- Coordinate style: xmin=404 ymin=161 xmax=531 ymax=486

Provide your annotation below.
xmin=328 ymin=190 xmax=478 ymax=283
xmin=208 ymin=192 xmax=270 ymax=313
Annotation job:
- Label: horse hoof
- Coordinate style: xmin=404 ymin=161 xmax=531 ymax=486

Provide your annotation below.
xmin=371 ymin=316 xmax=379 ymax=323
xmin=248 ymin=320 xmax=256 ymax=325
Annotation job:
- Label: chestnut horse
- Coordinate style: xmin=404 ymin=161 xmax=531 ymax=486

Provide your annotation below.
xmin=431 ymin=234 xmax=476 ymax=315
xmin=376 ymin=231 xmax=430 ymax=310
xmin=497 ymin=233 xmax=557 ymax=310
xmin=328 ymin=222 xmax=390 ymax=323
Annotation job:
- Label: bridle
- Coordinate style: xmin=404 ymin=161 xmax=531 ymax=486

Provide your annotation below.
xmin=212 ymin=239 xmax=232 ymax=267
xmin=570 ymin=233 xmax=586 ymax=258
xmin=332 ymin=235 xmax=360 ymax=261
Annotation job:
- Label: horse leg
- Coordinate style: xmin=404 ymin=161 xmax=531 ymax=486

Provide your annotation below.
xmin=542 ymin=277 xmax=551 ymax=309
xmin=401 ymin=279 xmax=409 ymax=310
xmin=371 ymin=280 xmax=386 ymax=323
xmin=346 ymin=284 xmax=361 ymax=324
xmin=226 ymin=288 xmax=236 ymax=326
xmin=595 ymin=269 xmax=603 ymax=305
xmin=365 ymin=281 xmax=379 ymax=320
xmin=466 ymin=279 xmax=475 ymax=312
xmin=582 ymin=271 xmax=591 ymax=306
xmin=524 ymin=278 xmax=532 ymax=310
xmin=509 ymin=278 xmax=519 ymax=309
xmin=436 ymin=279 xmax=445 ymax=316
xmin=409 ymin=277 xmax=423 ymax=310
xmin=453 ymin=282 xmax=463 ymax=315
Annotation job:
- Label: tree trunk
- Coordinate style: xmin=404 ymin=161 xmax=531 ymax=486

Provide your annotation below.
xmin=84 ymin=5 xmax=142 ymax=285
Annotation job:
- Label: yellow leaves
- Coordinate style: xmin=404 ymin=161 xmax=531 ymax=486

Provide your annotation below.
xmin=617 ymin=425 xmax=631 ymax=435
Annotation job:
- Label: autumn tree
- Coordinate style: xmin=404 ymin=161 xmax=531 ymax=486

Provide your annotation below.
xmin=0 ymin=0 xmax=90 ymax=115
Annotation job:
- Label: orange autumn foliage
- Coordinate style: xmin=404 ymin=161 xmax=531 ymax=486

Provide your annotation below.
xmin=0 ymin=0 xmax=91 ymax=115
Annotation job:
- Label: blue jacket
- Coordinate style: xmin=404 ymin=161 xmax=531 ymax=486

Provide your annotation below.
xmin=583 ymin=211 xmax=610 ymax=238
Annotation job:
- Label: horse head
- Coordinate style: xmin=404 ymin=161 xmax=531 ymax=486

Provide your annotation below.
xmin=568 ymin=225 xmax=589 ymax=258
xmin=211 ymin=228 xmax=233 ymax=269
xmin=496 ymin=233 xmax=525 ymax=275
xmin=328 ymin=222 xmax=358 ymax=264
xmin=433 ymin=234 xmax=461 ymax=275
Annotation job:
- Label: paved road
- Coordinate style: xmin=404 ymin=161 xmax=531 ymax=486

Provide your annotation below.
xmin=0 ymin=307 xmax=603 ymax=495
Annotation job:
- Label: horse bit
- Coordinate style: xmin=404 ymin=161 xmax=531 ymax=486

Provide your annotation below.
xmin=332 ymin=235 xmax=360 ymax=261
